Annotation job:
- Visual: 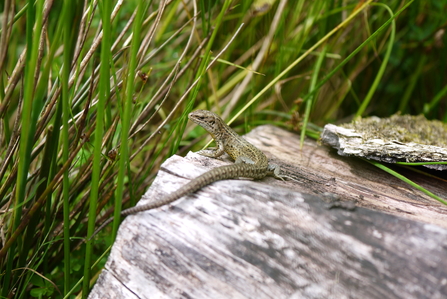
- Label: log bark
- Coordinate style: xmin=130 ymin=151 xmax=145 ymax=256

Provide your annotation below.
xmin=321 ymin=123 xmax=447 ymax=170
xmin=89 ymin=125 xmax=447 ymax=299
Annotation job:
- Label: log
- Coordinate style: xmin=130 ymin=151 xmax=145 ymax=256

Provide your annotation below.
xmin=89 ymin=125 xmax=447 ymax=299
xmin=321 ymin=123 xmax=447 ymax=170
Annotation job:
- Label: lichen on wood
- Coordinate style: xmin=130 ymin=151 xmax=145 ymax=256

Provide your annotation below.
xmin=321 ymin=114 xmax=447 ymax=170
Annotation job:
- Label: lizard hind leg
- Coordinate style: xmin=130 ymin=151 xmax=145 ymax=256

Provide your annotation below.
xmin=268 ymin=163 xmax=299 ymax=182
xmin=235 ymin=156 xmax=256 ymax=165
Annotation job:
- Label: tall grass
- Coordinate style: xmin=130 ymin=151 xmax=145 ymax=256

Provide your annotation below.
xmin=0 ymin=0 xmax=444 ymax=297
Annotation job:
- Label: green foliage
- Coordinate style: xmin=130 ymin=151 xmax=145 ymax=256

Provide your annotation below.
xmin=0 ymin=0 xmax=445 ymax=297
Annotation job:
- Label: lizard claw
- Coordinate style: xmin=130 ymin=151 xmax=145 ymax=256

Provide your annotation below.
xmin=277 ymin=174 xmax=299 ymax=182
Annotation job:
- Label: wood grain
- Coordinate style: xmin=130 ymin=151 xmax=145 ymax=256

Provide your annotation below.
xmin=89 ymin=125 xmax=447 ymax=299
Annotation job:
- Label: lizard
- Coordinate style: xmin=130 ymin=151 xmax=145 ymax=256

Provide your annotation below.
xmin=89 ymin=109 xmax=287 ymax=239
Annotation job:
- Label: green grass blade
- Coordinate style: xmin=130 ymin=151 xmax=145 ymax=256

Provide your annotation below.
xmin=112 ymin=0 xmax=146 ymax=241
xmin=61 ymin=0 xmax=80 ymax=294
xmin=171 ymin=0 xmax=233 ymax=155
xmin=2 ymin=0 xmax=44 ymax=297
xmin=399 ymin=55 xmax=426 ymax=113
xmin=82 ymin=0 xmax=112 ymax=296
xmin=395 ymin=161 xmax=447 ymax=166
xmin=365 ymin=159 xmax=447 ymax=206
xmin=301 ymin=0 xmax=414 ymax=113
xmin=229 ymin=0 xmax=374 ymax=124
xmin=300 ymin=46 xmax=326 ymax=147
xmin=355 ymin=3 xmax=396 ymax=117
xmin=424 ymin=83 xmax=447 ymax=116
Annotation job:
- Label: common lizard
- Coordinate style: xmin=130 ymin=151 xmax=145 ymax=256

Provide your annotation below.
xmin=90 ymin=109 xmax=286 ymax=239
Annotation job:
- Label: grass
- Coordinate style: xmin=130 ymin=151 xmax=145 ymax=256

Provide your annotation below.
xmin=0 ymin=0 xmax=446 ymax=297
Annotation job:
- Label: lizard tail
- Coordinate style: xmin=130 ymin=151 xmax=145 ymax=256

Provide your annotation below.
xmin=121 ymin=163 xmax=266 ymax=216
xmin=89 ymin=164 xmax=266 ymax=240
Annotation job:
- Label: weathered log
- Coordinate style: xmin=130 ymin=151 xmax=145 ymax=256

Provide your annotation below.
xmin=89 ymin=125 xmax=447 ymax=299
xmin=321 ymin=123 xmax=447 ymax=170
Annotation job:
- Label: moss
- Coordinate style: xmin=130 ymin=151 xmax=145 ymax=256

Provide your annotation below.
xmin=343 ymin=114 xmax=447 ymax=147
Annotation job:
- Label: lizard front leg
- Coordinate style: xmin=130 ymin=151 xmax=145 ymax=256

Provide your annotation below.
xmin=196 ymin=139 xmax=225 ymax=158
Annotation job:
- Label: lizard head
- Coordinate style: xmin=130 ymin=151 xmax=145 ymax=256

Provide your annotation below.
xmin=188 ymin=110 xmax=223 ymax=139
